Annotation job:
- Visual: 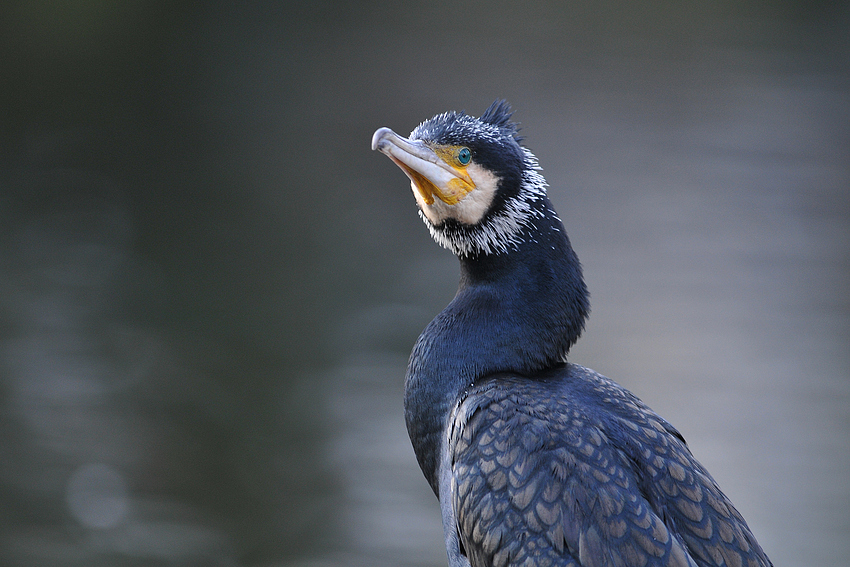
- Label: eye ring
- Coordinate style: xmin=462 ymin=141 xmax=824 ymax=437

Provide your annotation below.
xmin=456 ymin=147 xmax=472 ymax=166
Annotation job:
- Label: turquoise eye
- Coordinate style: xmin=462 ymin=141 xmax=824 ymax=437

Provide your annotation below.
xmin=457 ymin=147 xmax=471 ymax=165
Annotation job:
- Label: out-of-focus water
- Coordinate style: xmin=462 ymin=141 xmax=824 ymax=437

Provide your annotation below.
xmin=1 ymin=2 xmax=848 ymax=566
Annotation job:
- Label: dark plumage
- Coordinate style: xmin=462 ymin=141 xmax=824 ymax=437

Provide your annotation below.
xmin=371 ymin=101 xmax=772 ymax=567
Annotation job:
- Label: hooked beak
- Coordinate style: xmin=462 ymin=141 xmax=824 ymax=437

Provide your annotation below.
xmin=371 ymin=127 xmax=475 ymax=205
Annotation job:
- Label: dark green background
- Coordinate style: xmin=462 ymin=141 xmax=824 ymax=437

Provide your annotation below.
xmin=1 ymin=2 xmax=848 ymax=566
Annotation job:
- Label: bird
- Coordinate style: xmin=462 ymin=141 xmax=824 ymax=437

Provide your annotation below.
xmin=371 ymin=100 xmax=772 ymax=567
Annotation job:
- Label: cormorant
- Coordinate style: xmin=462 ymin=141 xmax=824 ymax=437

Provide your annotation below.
xmin=371 ymin=101 xmax=772 ymax=567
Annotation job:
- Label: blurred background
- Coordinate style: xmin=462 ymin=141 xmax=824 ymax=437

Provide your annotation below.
xmin=1 ymin=1 xmax=848 ymax=566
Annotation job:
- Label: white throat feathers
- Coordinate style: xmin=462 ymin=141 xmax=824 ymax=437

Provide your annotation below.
xmin=420 ymin=148 xmax=551 ymax=257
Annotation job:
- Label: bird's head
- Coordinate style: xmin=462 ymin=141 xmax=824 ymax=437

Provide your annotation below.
xmin=372 ymin=100 xmax=550 ymax=257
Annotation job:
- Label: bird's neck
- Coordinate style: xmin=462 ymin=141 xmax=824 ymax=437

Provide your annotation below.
xmin=404 ymin=201 xmax=589 ymax=493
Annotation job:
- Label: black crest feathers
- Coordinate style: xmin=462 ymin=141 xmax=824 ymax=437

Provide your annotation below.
xmin=480 ymin=100 xmax=522 ymax=143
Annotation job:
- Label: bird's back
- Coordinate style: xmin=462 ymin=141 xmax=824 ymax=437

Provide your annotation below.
xmin=447 ymin=364 xmax=772 ymax=567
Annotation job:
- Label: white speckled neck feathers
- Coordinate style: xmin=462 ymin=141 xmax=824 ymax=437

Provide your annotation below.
xmin=419 ymin=147 xmax=552 ymax=257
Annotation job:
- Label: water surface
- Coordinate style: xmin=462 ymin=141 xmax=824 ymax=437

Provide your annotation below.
xmin=1 ymin=2 xmax=847 ymax=566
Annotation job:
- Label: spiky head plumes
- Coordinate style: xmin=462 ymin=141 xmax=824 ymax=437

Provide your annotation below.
xmin=409 ymin=101 xmax=552 ymax=257
xmin=372 ymin=101 xmax=553 ymax=258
